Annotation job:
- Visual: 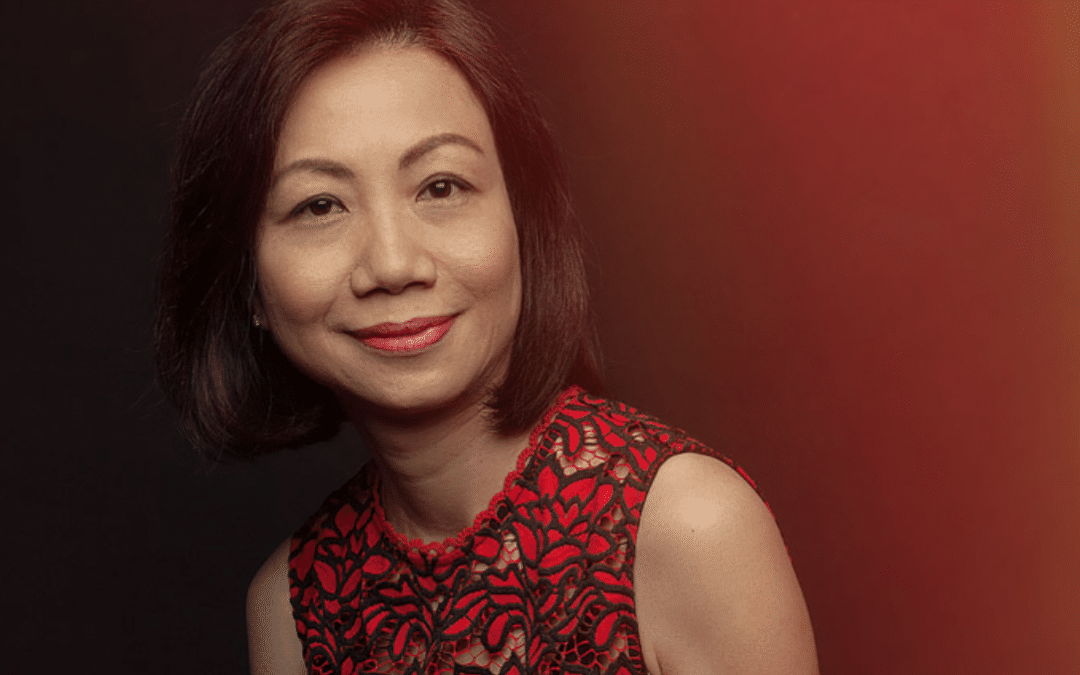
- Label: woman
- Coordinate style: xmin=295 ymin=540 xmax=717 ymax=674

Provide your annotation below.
xmin=155 ymin=0 xmax=818 ymax=673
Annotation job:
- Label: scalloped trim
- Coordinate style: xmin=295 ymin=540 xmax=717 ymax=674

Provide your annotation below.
xmin=370 ymin=386 xmax=584 ymax=560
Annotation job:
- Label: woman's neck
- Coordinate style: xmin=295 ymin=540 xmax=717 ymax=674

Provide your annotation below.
xmin=354 ymin=398 xmax=534 ymax=544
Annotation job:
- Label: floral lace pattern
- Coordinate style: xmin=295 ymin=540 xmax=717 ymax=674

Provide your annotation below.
xmin=289 ymin=388 xmax=755 ymax=674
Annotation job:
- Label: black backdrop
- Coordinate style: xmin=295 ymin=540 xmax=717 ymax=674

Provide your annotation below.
xmin=1 ymin=1 xmax=370 ymax=670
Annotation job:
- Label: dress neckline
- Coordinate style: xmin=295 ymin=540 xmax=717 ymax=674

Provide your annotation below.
xmin=368 ymin=386 xmax=582 ymax=560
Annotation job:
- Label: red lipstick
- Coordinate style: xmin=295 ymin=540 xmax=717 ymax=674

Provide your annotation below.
xmin=351 ymin=315 xmax=455 ymax=352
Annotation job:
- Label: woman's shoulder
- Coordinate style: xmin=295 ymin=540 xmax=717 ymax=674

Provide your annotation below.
xmin=639 ymin=453 xmax=769 ymax=542
xmin=633 ymin=452 xmax=818 ymax=674
xmin=247 ymin=538 xmax=307 ymax=674
xmin=557 ymin=391 xmax=818 ymax=671
xmin=564 ymin=391 xmax=771 ymax=543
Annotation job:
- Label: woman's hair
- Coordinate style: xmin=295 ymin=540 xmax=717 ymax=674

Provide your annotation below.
xmin=155 ymin=0 xmax=601 ymax=460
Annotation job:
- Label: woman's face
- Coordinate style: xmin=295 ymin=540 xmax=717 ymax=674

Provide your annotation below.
xmin=255 ymin=45 xmax=521 ymax=420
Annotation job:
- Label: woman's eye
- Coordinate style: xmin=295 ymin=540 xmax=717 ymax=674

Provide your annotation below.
xmin=420 ymin=178 xmax=469 ymax=201
xmin=294 ymin=197 xmax=343 ymax=219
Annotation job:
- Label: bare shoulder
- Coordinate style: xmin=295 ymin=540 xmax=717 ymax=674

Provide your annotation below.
xmin=247 ymin=538 xmax=307 ymax=675
xmin=643 ymin=453 xmax=764 ymax=533
xmin=634 ymin=453 xmax=819 ymax=675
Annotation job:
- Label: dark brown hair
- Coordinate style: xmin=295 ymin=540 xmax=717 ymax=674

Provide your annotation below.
xmin=155 ymin=0 xmax=601 ymax=460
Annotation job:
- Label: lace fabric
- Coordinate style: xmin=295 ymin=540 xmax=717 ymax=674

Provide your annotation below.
xmin=289 ymin=388 xmax=754 ymax=674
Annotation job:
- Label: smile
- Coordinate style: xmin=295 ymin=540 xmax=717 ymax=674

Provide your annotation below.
xmin=351 ymin=315 xmax=456 ymax=353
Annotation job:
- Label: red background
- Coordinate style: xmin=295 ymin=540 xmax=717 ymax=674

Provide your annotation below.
xmin=0 ymin=0 xmax=1075 ymax=670
xmin=483 ymin=1 xmax=1079 ymax=672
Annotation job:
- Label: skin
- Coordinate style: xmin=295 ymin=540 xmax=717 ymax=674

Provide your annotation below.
xmin=634 ymin=454 xmax=819 ymax=674
xmin=246 ymin=44 xmax=818 ymax=675
xmin=255 ymin=43 xmax=530 ymax=544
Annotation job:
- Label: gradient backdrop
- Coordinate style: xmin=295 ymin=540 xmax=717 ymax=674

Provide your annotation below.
xmin=1 ymin=0 xmax=1076 ymax=672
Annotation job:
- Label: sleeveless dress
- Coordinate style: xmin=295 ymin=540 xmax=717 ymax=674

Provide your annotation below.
xmin=289 ymin=387 xmax=762 ymax=675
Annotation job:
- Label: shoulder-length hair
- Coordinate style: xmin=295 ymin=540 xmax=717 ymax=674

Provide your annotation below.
xmin=155 ymin=0 xmax=601 ymax=460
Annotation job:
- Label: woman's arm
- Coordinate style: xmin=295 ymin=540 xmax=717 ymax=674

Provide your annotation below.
xmin=247 ymin=538 xmax=308 ymax=675
xmin=633 ymin=453 xmax=819 ymax=675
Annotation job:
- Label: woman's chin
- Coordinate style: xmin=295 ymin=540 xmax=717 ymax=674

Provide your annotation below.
xmin=336 ymin=378 xmax=492 ymax=428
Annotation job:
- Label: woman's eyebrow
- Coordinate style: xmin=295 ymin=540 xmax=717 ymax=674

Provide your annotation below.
xmin=270 ymin=133 xmax=484 ymax=188
xmin=399 ymin=132 xmax=484 ymax=169
xmin=271 ymin=159 xmax=354 ymax=189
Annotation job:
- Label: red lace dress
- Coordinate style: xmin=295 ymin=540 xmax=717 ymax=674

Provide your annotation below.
xmin=289 ymin=387 xmax=761 ymax=675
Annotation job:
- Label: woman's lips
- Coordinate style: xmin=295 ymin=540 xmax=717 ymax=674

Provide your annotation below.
xmin=351 ymin=315 xmax=456 ymax=352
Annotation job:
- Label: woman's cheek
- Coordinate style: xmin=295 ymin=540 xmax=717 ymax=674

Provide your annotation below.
xmin=260 ymin=239 xmax=348 ymax=326
xmin=449 ymin=218 xmax=520 ymax=299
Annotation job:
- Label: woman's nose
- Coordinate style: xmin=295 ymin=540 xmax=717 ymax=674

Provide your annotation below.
xmin=349 ymin=205 xmax=436 ymax=297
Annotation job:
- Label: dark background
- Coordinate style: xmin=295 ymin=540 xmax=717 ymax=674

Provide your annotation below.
xmin=2 ymin=1 xmax=1077 ymax=673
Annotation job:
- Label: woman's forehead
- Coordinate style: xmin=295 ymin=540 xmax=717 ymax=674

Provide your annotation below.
xmin=274 ymin=45 xmax=495 ymax=170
